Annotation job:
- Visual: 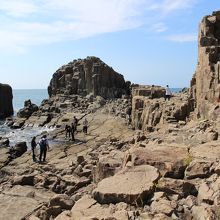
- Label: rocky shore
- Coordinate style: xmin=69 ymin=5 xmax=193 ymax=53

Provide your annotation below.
xmin=1 ymin=11 xmax=220 ymax=220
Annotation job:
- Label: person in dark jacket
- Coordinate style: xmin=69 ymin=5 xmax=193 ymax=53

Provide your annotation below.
xmin=73 ymin=116 xmax=78 ymax=132
xmin=39 ymin=135 xmax=49 ymax=162
xmin=65 ymin=125 xmax=72 ymax=139
xmin=31 ymin=136 xmax=37 ymax=162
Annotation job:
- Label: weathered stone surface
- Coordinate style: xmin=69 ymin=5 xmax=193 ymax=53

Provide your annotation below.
xmin=49 ymin=194 xmax=74 ymax=210
xmin=93 ymin=152 xmax=123 ymax=183
xmin=0 ymin=185 xmax=55 ymax=220
xmin=198 ymin=174 xmax=220 ymax=205
xmin=48 ymin=56 xmax=129 ymax=99
xmin=191 ymin=204 xmax=220 ymax=220
xmin=185 ymin=160 xmax=213 ymax=179
xmin=13 ymin=174 xmax=35 ymax=186
xmin=150 ymin=198 xmax=177 ymax=216
xmin=55 ymin=195 xmax=130 ymax=220
xmin=155 ymin=178 xmax=198 ymax=198
xmin=125 ymin=145 xmax=188 ymax=179
xmin=132 ymin=92 xmax=194 ymax=130
xmin=191 ymin=11 xmax=220 ymax=120
xmin=0 ymin=83 xmax=13 ymax=119
xmin=132 ymin=85 xmax=165 ymax=98
xmin=190 ymin=140 xmax=220 ymax=161
xmin=93 ymin=165 xmax=160 ymax=205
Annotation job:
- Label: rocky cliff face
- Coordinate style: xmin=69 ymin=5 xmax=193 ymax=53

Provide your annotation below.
xmin=48 ymin=56 xmax=129 ymax=99
xmin=131 ymin=86 xmax=194 ymax=130
xmin=191 ymin=11 xmax=220 ymax=119
xmin=0 ymin=83 xmax=13 ymax=119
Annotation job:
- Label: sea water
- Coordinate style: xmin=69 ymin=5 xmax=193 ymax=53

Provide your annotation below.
xmin=0 ymin=89 xmax=49 ymax=146
xmin=13 ymin=89 xmax=48 ymax=113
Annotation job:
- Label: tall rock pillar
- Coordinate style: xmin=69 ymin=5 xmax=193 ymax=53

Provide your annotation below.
xmin=0 ymin=83 xmax=14 ymax=119
xmin=191 ymin=11 xmax=220 ymax=119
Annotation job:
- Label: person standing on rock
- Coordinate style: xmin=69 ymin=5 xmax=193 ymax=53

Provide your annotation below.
xmin=65 ymin=125 xmax=72 ymax=139
xmin=71 ymin=123 xmax=75 ymax=141
xmin=31 ymin=136 xmax=37 ymax=162
xmin=165 ymin=85 xmax=172 ymax=101
xmin=39 ymin=135 xmax=49 ymax=163
xmin=83 ymin=118 xmax=88 ymax=134
xmin=73 ymin=116 xmax=78 ymax=132
xmin=150 ymin=85 xmax=155 ymax=99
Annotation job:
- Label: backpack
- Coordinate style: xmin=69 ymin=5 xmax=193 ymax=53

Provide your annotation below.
xmin=39 ymin=139 xmax=47 ymax=149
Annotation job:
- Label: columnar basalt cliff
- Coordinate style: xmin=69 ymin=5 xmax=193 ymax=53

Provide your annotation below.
xmin=191 ymin=11 xmax=220 ymax=119
xmin=131 ymin=86 xmax=194 ymax=130
xmin=48 ymin=56 xmax=129 ymax=99
xmin=0 ymin=83 xmax=13 ymax=119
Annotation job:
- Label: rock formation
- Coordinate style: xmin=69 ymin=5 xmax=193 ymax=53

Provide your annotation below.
xmin=48 ymin=56 xmax=129 ymax=99
xmin=0 ymin=83 xmax=13 ymax=119
xmin=131 ymin=86 xmax=194 ymax=130
xmin=191 ymin=11 xmax=220 ymax=119
xmin=17 ymin=99 xmax=39 ymax=118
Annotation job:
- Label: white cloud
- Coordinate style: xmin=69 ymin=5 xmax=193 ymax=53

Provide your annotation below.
xmin=0 ymin=0 xmax=199 ymax=53
xmin=167 ymin=33 xmax=197 ymax=42
xmin=0 ymin=0 xmax=38 ymax=17
xmin=149 ymin=0 xmax=198 ymax=14
xmin=152 ymin=23 xmax=168 ymax=33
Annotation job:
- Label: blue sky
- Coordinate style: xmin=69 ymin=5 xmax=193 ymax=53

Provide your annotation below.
xmin=0 ymin=0 xmax=219 ymax=89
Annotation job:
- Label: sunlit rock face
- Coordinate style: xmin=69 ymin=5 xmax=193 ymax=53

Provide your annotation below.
xmin=0 ymin=83 xmax=13 ymax=119
xmin=191 ymin=11 xmax=220 ymax=119
xmin=48 ymin=56 xmax=130 ymax=99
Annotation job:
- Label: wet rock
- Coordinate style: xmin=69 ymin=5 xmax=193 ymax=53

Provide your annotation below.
xmin=17 ymin=99 xmax=38 ymax=118
xmin=0 ymin=138 xmax=10 ymax=147
xmin=13 ymin=142 xmax=27 ymax=157
xmin=11 ymin=118 xmax=26 ymax=129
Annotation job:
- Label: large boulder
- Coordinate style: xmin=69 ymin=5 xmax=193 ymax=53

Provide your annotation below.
xmin=48 ymin=56 xmax=129 ymax=99
xmin=93 ymin=165 xmax=160 ymax=205
xmin=17 ymin=99 xmax=38 ymax=118
xmin=125 ymin=145 xmax=188 ymax=179
xmin=191 ymin=11 xmax=220 ymax=119
xmin=0 ymin=83 xmax=13 ymax=119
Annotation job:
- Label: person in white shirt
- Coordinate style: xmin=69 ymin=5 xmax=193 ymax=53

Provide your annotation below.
xmin=165 ymin=85 xmax=172 ymax=101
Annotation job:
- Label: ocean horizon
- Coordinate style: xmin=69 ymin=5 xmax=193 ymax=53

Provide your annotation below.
xmin=13 ymin=89 xmax=48 ymax=112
